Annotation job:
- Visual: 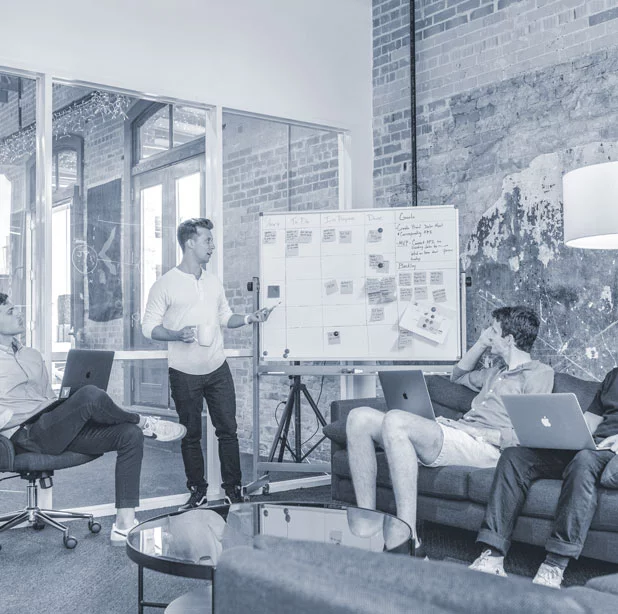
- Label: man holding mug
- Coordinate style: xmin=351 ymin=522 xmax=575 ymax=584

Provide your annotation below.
xmin=142 ymin=218 xmax=272 ymax=509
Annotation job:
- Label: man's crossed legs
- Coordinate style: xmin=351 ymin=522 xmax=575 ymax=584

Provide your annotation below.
xmin=346 ymin=407 xmax=499 ymax=549
xmin=11 ymin=384 xmax=186 ymax=545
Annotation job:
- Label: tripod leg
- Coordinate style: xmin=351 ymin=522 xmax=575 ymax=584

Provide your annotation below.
xmin=277 ymin=396 xmax=296 ymax=462
xmin=301 ymin=384 xmax=328 ymax=426
xmin=266 ymin=384 xmax=295 ymax=463
xmin=294 ymin=377 xmax=302 ymax=462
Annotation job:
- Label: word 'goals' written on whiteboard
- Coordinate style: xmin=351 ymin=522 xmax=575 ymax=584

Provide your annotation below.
xmin=259 ymin=206 xmax=461 ymax=361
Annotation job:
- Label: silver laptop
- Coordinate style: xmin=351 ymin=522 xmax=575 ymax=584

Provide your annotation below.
xmin=502 ymin=393 xmax=599 ymax=450
xmin=378 ymin=370 xmax=435 ymax=420
xmin=59 ymin=349 xmax=115 ymax=399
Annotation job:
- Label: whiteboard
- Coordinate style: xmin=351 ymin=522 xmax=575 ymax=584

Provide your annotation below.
xmin=259 ymin=206 xmax=461 ymax=362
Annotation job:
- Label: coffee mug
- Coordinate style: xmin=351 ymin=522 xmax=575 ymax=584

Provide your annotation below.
xmin=196 ymin=324 xmax=217 ymax=347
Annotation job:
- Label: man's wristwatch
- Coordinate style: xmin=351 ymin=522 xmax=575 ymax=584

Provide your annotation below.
xmin=244 ymin=314 xmax=251 ymax=325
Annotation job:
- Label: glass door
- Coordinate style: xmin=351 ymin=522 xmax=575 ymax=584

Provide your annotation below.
xmin=131 ymin=155 xmax=205 ymax=407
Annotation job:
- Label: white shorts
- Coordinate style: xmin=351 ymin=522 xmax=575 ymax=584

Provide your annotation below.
xmin=420 ymin=423 xmax=500 ymax=469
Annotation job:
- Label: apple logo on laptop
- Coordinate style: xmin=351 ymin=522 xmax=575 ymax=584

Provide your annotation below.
xmin=541 ymin=416 xmax=552 ymax=428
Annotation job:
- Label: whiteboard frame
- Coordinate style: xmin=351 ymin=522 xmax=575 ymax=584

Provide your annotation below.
xmin=258 ymin=205 xmax=462 ymax=363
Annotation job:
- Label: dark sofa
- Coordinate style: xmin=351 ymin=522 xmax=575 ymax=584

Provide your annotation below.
xmin=215 ymin=535 xmax=618 ymax=614
xmin=325 ymin=372 xmax=618 ymax=564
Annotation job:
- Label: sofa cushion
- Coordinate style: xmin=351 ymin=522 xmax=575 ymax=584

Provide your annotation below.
xmin=584 ymin=572 xmax=618 ymax=595
xmin=323 ymin=418 xmax=348 ymax=447
xmin=600 ymin=455 xmax=618 ymax=489
xmin=552 ymin=372 xmax=600 ymax=410
xmin=332 ymin=449 xmax=471 ymax=500
xmin=426 ymin=375 xmax=476 ymax=415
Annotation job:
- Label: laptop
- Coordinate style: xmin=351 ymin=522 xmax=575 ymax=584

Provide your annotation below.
xmin=378 ymin=370 xmax=435 ymax=420
xmin=58 ymin=349 xmax=115 ymax=399
xmin=22 ymin=349 xmax=115 ymax=426
xmin=502 ymin=393 xmax=600 ymax=450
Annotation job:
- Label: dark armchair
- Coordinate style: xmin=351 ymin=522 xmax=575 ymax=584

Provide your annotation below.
xmin=0 ymin=432 xmax=102 ymax=549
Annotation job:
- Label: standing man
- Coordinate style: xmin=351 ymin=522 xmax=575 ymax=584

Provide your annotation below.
xmin=142 ymin=218 xmax=271 ymax=509
xmin=346 ymin=306 xmax=554 ymax=552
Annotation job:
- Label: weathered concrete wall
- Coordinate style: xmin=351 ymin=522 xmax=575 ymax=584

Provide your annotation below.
xmin=374 ymin=0 xmax=618 ymax=381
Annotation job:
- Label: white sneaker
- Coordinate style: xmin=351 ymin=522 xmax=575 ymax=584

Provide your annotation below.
xmin=110 ymin=519 xmax=139 ymax=547
xmin=532 ymin=563 xmax=564 ymax=589
xmin=141 ymin=416 xmax=187 ymax=442
xmin=469 ymin=549 xmax=508 ymax=577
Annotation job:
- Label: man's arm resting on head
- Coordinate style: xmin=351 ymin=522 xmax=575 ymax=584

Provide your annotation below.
xmin=450 ymin=327 xmax=494 ymax=389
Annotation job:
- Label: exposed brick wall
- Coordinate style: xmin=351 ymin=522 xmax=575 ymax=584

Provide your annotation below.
xmin=221 ymin=113 xmax=341 ymax=459
xmin=374 ymin=0 xmax=618 ymax=380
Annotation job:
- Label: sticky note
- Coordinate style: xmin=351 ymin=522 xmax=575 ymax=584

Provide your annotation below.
xmin=398 ymin=329 xmax=414 ymax=349
xmin=366 ymin=278 xmax=381 ymax=293
xmin=325 ymin=280 xmax=339 ymax=295
xmin=327 ymin=331 xmax=341 ymax=345
xmin=415 ymin=286 xmax=428 ymax=301
xmin=368 ymin=254 xmax=383 ymax=269
xmin=286 ymin=243 xmax=299 ymax=257
xmin=339 ymin=230 xmax=352 ymax=243
xmin=263 ymin=230 xmax=277 ymax=245
xmin=322 ymin=228 xmax=336 ymax=242
xmin=380 ymin=276 xmax=396 ymax=293
xmin=299 ymin=229 xmax=313 ymax=244
xmin=368 ymin=292 xmax=382 ymax=305
xmin=430 ymin=271 xmax=444 ymax=285
xmin=286 ymin=230 xmax=299 ymax=244
xmin=399 ymin=272 xmax=412 ymax=286
xmin=370 ymin=306 xmax=385 ymax=322
xmin=380 ymin=290 xmax=396 ymax=303
xmin=340 ymin=280 xmax=354 ymax=294
xmin=414 ymin=272 xmax=427 ymax=285
xmin=433 ymin=288 xmax=447 ymax=303
xmin=267 ymin=285 xmax=280 ymax=299
xmin=367 ymin=230 xmax=382 ymax=243
xmin=400 ymin=287 xmax=413 ymax=301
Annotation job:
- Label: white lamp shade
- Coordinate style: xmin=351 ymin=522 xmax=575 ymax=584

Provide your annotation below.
xmin=563 ymin=161 xmax=618 ymax=249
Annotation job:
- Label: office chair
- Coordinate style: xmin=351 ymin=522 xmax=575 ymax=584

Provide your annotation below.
xmin=0 ymin=433 xmax=102 ymax=549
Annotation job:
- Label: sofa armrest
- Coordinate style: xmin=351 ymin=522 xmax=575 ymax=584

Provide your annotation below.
xmin=0 ymin=434 xmax=15 ymax=472
xmin=330 ymin=397 xmax=387 ymax=423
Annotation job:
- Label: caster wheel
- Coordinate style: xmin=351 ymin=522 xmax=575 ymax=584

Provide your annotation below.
xmin=262 ymin=484 xmax=270 ymax=495
xmin=88 ymin=521 xmax=102 ymax=534
xmin=63 ymin=536 xmax=77 ymax=549
xmin=32 ymin=522 xmax=46 ymax=531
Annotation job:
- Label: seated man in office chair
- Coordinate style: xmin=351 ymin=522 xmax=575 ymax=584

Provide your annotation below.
xmin=0 ymin=292 xmax=186 ymax=545
xmin=346 ymin=306 xmax=554 ymax=554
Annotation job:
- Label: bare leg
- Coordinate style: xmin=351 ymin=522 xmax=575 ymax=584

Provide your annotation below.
xmin=381 ymin=410 xmax=443 ymax=545
xmin=346 ymin=406 xmax=386 ymax=509
xmin=346 ymin=406 xmax=387 ymax=537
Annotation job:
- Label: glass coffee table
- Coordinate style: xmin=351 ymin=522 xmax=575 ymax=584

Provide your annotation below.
xmin=126 ymin=501 xmax=412 ymax=613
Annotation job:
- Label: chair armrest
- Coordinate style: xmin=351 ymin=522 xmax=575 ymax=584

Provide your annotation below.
xmin=0 ymin=434 xmax=15 ymax=472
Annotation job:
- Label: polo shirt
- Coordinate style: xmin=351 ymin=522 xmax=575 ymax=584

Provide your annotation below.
xmin=450 ymin=360 xmax=555 ymax=448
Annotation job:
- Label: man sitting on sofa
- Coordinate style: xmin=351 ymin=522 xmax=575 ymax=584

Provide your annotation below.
xmin=346 ymin=306 xmax=553 ymax=552
xmin=469 ymin=367 xmax=618 ymax=588
xmin=0 ymin=292 xmax=186 ymax=545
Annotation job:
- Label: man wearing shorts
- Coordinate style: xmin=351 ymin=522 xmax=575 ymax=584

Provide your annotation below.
xmin=346 ymin=306 xmax=554 ymax=552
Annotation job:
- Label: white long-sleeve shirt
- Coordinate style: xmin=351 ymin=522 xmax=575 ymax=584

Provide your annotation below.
xmin=141 ymin=267 xmax=234 ymax=375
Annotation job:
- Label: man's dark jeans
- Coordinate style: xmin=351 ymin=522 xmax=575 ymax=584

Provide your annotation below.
xmin=169 ymin=361 xmax=241 ymax=492
xmin=10 ymin=385 xmax=143 ymax=508
xmin=477 ymin=446 xmax=615 ymax=558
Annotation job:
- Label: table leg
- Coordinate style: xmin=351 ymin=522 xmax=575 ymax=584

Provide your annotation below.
xmin=137 ymin=564 xmax=170 ymax=612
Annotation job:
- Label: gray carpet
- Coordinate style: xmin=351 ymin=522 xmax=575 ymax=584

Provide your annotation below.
xmin=1 ymin=484 xmax=617 ymax=613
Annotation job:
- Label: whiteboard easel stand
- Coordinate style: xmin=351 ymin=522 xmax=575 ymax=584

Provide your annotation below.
xmin=244 ymin=277 xmax=331 ymax=498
